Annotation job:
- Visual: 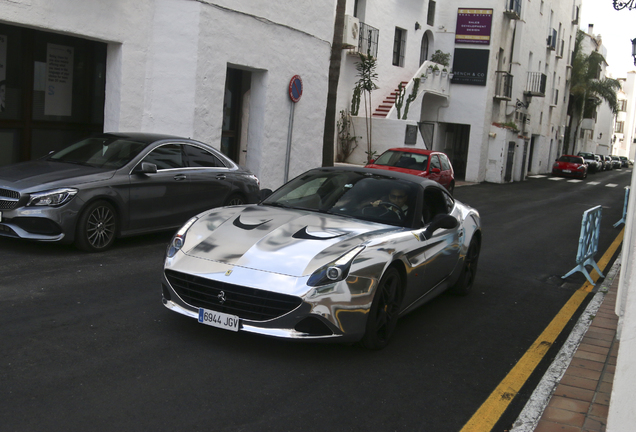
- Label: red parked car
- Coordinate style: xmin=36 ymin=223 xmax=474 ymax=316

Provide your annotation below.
xmin=552 ymin=155 xmax=587 ymax=179
xmin=365 ymin=148 xmax=455 ymax=194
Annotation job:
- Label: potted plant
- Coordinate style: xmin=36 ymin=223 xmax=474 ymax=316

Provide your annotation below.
xmin=430 ymin=50 xmax=451 ymax=67
xmin=433 ymin=65 xmax=440 ymax=76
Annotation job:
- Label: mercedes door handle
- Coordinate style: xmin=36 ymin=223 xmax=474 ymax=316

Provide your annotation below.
xmin=174 ymin=174 xmax=187 ymax=181
xmin=216 ymin=174 xmax=227 ymax=180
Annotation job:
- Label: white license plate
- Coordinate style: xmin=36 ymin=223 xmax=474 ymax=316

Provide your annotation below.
xmin=198 ymin=308 xmax=240 ymax=332
xmin=563 ymin=169 xmax=571 ymax=173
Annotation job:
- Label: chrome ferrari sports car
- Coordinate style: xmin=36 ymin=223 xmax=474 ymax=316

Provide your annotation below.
xmin=162 ymin=167 xmax=481 ymax=349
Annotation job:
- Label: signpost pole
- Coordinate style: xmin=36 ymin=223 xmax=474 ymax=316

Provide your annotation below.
xmin=285 ymin=75 xmax=303 ymax=183
xmin=284 ymin=102 xmax=295 ymax=183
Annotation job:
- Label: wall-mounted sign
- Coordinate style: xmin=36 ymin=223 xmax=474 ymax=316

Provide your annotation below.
xmin=45 ymin=43 xmax=74 ymax=116
xmin=451 ymin=48 xmax=489 ymax=86
xmin=288 ymin=75 xmax=303 ymax=103
xmin=455 ymin=8 xmax=493 ymax=45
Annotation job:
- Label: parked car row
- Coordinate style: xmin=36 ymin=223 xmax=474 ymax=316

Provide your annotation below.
xmin=576 ymin=152 xmax=632 ymax=173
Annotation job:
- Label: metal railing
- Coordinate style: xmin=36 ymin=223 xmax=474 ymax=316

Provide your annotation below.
xmin=525 ymin=72 xmax=547 ymax=96
xmin=355 ymin=22 xmax=379 ymax=58
xmin=494 ymin=71 xmax=513 ymax=100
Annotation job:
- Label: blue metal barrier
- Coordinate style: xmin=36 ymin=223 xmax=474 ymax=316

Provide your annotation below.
xmin=562 ymin=205 xmax=604 ymax=286
xmin=613 ymin=187 xmax=630 ymax=227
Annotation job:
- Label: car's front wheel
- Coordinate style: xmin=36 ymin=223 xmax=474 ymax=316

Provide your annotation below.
xmin=361 ymin=267 xmax=403 ymax=350
xmin=75 ymin=200 xmax=118 ymax=252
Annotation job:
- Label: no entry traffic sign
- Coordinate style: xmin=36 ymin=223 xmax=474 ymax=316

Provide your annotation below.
xmin=289 ymin=75 xmax=303 ymax=103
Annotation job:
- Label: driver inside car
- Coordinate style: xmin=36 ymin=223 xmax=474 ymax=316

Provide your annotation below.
xmin=371 ymin=187 xmax=410 ymax=216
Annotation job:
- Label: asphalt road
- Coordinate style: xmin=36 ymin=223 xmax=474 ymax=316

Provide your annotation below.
xmin=1 ymin=168 xmax=631 ymax=432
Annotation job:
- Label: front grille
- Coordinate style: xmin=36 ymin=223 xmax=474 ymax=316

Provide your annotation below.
xmin=0 ymin=188 xmax=20 ymax=210
xmin=165 ymin=269 xmax=303 ymax=321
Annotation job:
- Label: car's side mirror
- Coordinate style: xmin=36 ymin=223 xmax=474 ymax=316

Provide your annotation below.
xmin=134 ymin=162 xmax=157 ymax=174
xmin=420 ymin=214 xmax=458 ymax=240
xmin=368 ymin=159 xmax=375 ymax=164
xmin=431 ymin=168 xmax=441 ymax=174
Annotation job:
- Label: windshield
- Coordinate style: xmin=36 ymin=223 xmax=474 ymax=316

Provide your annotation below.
xmin=558 ymin=156 xmax=583 ymax=164
xmin=47 ymin=137 xmax=148 ymax=169
xmin=373 ymin=150 xmax=429 ymax=171
xmin=262 ymin=170 xmax=418 ymax=227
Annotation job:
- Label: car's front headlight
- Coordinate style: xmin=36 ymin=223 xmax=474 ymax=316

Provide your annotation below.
xmin=166 ymin=216 xmax=199 ymax=258
xmin=27 ymin=188 xmax=78 ymax=207
xmin=307 ymin=245 xmax=366 ymax=287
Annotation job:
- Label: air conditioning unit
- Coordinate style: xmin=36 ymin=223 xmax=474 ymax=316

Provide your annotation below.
xmin=343 ymin=15 xmax=360 ymax=48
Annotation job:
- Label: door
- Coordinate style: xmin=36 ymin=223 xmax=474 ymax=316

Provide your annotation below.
xmin=128 ymin=143 xmax=192 ymax=231
xmin=427 ymin=154 xmax=442 ymax=184
xmin=183 ymin=143 xmax=236 ymax=213
xmin=402 ymin=187 xmax=461 ymax=309
xmin=504 ymin=141 xmax=515 ymax=182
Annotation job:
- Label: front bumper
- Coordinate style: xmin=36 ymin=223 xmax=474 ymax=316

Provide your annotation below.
xmin=0 ymin=204 xmax=79 ymax=243
xmin=162 ymin=254 xmax=378 ymax=342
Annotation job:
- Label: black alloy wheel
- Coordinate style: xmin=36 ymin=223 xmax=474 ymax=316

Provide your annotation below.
xmin=75 ymin=201 xmax=117 ymax=252
xmin=224 ymin=194 xmax=245 ymax=206
xmin=361 ymin=267 xmax=403 ymax=350
xmin=450 ymin=236 xmax=480 ymax=296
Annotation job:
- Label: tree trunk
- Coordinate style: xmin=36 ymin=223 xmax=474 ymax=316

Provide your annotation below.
xmin=322 ymin=0 xmax=346 ymax=167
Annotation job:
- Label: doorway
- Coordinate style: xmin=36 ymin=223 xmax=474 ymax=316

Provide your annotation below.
xmin=222 ymin=67 xmax=251 ymax=163
xmin=444 ymin=123 xmax=470 ymax=180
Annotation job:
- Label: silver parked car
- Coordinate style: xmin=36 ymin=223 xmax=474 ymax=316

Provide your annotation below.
xmin=162 ymin=166 xmax=481 ymax=349
xmin=0 ymin=133 xmax=260 ymax=251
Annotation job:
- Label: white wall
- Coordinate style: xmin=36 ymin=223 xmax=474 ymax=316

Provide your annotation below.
xmin=0 ymin=0 xmax=334 ymax=190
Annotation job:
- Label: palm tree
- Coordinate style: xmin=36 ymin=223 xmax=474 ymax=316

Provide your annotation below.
xmin=322 ymin=0 xmax=347 ymax=167
xmin=565 ymin=30 xmax=621 ymax=155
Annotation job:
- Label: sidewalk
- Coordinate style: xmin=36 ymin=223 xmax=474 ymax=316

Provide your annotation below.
xmin=512 ymin=262 xmax=621 ymax=432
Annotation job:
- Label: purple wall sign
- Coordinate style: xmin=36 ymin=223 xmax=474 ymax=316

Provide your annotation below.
xmin=455 ymin=8 xmax=493 ymax=45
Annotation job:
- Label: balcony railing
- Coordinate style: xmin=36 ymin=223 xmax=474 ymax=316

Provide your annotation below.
xmin=504 ymin=0 xmax=521 ymax=19
xmin=494 ymin=71 xmax=513 ymax=100
xmin=547 ymin=29 xmax=557 ymax=50
xmin=353 ymin=22 xmax=379 ymax=58
xmin=525 ymin=72 xmax=547 ymax=97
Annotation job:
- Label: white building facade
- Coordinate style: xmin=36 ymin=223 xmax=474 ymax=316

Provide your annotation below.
xmin=336 ymin=0 xmax=582 ymax=184
xmin=612 ymin=72 xmax=636 ymax=160
xmin=0 ymin=0 xmax=335 ymax=189
xmin=575 ymin=28 xmax=616 ymax=158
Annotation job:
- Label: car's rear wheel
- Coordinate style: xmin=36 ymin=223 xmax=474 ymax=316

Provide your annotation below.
xmin=449 ymin=236 xmax=480 ymax=296
xmin=75 ymin=200 xmax=117 ymax=252
xmin=224 ymin=193 xmax=245 ymax=206
xmin=361 ymin=267 xmax=403 ymax=350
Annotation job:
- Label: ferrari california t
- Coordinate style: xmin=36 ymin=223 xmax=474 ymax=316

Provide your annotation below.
xmin=162 ymin=166 xmax=481 ymax=349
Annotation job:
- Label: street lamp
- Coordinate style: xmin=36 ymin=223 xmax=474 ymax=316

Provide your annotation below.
xmin=614 ymin=0 xmax=636 ymax=10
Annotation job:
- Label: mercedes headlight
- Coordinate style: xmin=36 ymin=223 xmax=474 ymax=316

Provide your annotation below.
xmin=27 ymin=188 xmax=78 ymax=207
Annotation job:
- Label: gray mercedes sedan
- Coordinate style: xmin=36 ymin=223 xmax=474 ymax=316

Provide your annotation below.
xmin=0 ymin=133 xmax=260 ymax=251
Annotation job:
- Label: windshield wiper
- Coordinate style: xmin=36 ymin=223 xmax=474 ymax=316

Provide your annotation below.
xmin=261 ymin=201 xmax=293 ymax=209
